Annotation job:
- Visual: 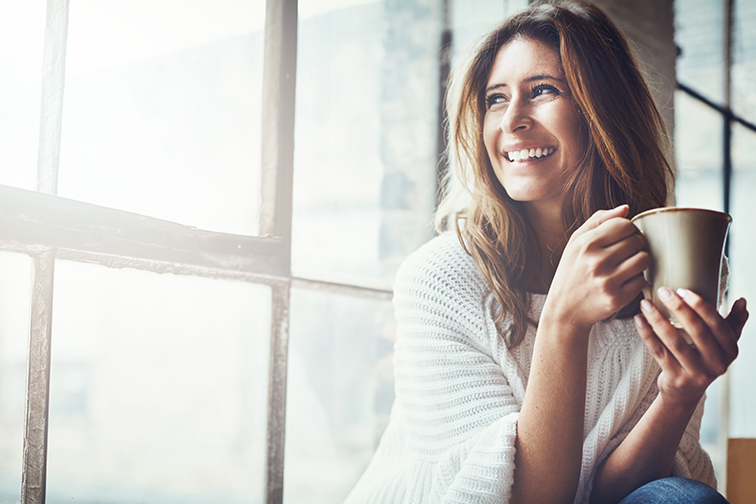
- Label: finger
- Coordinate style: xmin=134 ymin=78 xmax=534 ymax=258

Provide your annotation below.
xmin=618 ymin=271 xmax=648 ymax=299
xmin=605 ymin=237 xmax=649 ymax=277
xmin=675 ymin=288 xmax=737 ymax=362
xmin=635 ymin=313 xmax=681 ymax=371
xmin=583 ymin=216 xmax=640 ymax=251
xmin=640 ymin=296 xmax=704 ymax=371
xmin=725 ymin=297 xmax=749 ymax=340
xmin=572 ymin=205 xmax=629 ymax=240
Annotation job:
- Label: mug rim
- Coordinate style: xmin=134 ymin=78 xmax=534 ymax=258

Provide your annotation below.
xmin=631 ymin=206 xmax=732 ymax=223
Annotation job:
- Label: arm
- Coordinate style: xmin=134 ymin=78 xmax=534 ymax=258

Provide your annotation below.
xmin=388 ymin=237 xmax=524 ymax=504
xmin=512 ymin=206 xmax=651 ymax=504
xmin=590 ymin=290 xmax=749 ymax=504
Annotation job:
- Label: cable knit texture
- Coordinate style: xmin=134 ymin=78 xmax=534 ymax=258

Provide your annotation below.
xmin=345 ymin=233 xmax=717 ymax=504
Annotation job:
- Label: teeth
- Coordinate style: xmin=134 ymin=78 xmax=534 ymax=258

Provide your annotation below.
xmin=506 ymin=147 xmax=555 ymax=162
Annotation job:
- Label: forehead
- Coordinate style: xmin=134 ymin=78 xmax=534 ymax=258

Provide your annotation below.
xmin=486 ymin=37 xmax=564 ymax=86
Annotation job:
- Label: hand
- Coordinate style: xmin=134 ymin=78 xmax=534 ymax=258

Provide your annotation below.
xmin=545 ymin=205 xmax=650 ymax=333
xmin=635 ymin=288 xmax=749 ymax=408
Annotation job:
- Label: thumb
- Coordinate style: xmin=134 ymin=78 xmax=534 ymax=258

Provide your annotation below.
xmin=726 ymin=298 xmax=749 ymax=340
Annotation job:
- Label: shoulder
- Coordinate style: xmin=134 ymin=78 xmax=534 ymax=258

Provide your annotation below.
xmin=394 ymin=232 xmax=489 ymax=301
xmin=392 ymin=233 xmax=494 ymax=333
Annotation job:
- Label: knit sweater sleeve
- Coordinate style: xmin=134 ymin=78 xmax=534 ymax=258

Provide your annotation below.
xmin=390 ymin=236 xmax=521 ymax=504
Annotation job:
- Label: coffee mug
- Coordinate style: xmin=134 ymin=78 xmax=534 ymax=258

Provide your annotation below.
xmin=631 ymin=207 xmax=731 ymax=327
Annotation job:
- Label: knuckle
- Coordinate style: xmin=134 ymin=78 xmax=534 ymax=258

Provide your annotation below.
xmin=633 ymin=232 xmax=646 ymax=249
xmin=710 ymin=363 xmax=727 ymax=377
xmin=636 ymin=251 xmax=651 ymax=269
xmin=671 ymin=337 xmax=689 ymax=354
xmin=650 ymin=344 xmax=666 ymax=359
xmin=597 ymin=278 xmax=613 ymax=297
xmin=701 ymin=370 xmax=718 ymax=385
xmin=728 ymin=345 xmax=739 ymax=361
xmin=687 ymin=318 xmax=708 ymax=335
xmin=712 ymin=317 xmax=728 ymax=335
xmin=571 ymin=233 xmax=589 ymax=251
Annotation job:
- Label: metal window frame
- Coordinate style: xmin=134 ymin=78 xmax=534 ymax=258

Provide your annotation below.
xmin=1 ymin=1 xmax=392 ymax=503
xmin=675 ymin=0 xmax=756 ymax=493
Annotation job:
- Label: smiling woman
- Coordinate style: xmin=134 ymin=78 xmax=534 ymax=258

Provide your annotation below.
xmin=344 ymin=1 xmax=748 ymax=503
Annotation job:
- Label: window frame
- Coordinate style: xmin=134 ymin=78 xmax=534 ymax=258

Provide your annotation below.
xmin=674 ymin=0 xmax=756 ymax=489
xmin=0 ymin=1 xmax=392 ymax=503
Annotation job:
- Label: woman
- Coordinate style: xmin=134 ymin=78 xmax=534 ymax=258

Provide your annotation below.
xmin=346 ymin=1 xmax=749 ymax=503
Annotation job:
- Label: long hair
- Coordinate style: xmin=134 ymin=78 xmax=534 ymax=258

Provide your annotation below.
xmin=436 ymin=0 xmax=674 ymax=348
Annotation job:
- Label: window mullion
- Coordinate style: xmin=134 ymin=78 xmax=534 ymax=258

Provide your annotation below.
xmin=259 ymin=0 xmax=297 ymax=256
xmin=259 ymin=0 xmax=297 ymax=502
xmin=22 ymin=1 xmax=69 ymax=502
xmin=21 ymin=251 xmax=56 ymax=504
xmin=36 ymin=0 xmax=69 ymax=197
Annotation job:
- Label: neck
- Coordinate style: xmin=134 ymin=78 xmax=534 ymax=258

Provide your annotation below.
xmin=521 ymin=202 xmax=568 ymax=293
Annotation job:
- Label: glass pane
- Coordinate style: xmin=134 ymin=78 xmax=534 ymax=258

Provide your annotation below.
xmin=698 ymin=376 xmax=724 ymax=483
xmin=0 ymin=252 xmax=32 ymax=503
xmin=675 ymin=0 xmax=726 ymax=103
xmin=46 ymin=261 xmax=271 ymax=504
xmin=733 ymin=0 xmax=756 ymax=124
xmin=284 ymin=288 xmax=395 ymax=504
xmin=451 ymin=0 xmax=508 ymax=65
xmin=58 ymin=0 xmax=265 ymax=235
xmin=728 ymin=123 xmax=756 ymax=438
xmin=291 ymin=0 xmax=440 ymax=286
xmin=0 ymin=1 xmax=45 ymax=191
xmin=674 ymin=90 xmax=724 ymax=211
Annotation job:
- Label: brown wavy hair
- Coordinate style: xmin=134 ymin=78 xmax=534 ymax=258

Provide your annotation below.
xmin=436 ymin=0 xmax=674 ymax=348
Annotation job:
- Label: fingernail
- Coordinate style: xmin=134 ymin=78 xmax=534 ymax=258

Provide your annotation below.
xmin=634 ymin=314 xmax=645 ymax=328
xmin=657 ymin=287 xmax=673 ymax=301
xmin=677 ymin=288 xmax=691 ymax=298
xmin=640 ymin=299 xmax=653 ymax=312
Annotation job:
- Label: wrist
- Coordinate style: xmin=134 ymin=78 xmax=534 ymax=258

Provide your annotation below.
xmin=656 ymin=391 xmax=702 ymax=418
xmin=540 ymin=300 xmax=593 ymax=340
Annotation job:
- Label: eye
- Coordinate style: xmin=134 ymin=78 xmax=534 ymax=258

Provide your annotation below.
xmin=531 ymin=83 xmax=560 ymax=97
xmin=486 ymin=93 xmax=507 ymax=109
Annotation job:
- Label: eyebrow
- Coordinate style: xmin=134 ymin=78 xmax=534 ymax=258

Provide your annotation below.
xmin=485 ymin=74 xmax=566 ymax=93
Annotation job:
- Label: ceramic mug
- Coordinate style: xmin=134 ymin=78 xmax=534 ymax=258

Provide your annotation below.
xmin=631 ymin=207 xmax=731 ymax=327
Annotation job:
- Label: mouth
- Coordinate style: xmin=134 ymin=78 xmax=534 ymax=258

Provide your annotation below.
xmin=505 ymin=147 xmax=557 ymax=163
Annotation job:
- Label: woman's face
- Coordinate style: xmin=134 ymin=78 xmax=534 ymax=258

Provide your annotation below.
xmin=482 ymin=37 xmax=587 ymax=213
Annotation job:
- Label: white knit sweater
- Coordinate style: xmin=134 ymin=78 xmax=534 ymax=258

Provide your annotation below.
xmin=345 ymin=233 xmax=716 ymax=504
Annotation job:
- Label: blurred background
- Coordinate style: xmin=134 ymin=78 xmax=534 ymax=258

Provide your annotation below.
xmin=0 ymin=0 xmax=753 ymax=503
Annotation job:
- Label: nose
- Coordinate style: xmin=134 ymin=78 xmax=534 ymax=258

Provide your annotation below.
xmin=501 ymin=96 xmax=532 ymax=133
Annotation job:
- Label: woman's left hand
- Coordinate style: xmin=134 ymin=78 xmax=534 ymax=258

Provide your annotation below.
xmin=635 ymin=288 xmax=749 ymax=408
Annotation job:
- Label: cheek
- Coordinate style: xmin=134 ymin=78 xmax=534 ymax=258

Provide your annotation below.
xmin=482 ymin=121 xmax=499 ymax=163
xmin=556 ymin=113 xmax=587 ymax=163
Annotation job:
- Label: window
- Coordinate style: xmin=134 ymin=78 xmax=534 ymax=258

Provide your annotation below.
xmin=675 ymin=0 xmax=756 ymax=487
xmin=0 ymin=0 xmax=469 ymax=502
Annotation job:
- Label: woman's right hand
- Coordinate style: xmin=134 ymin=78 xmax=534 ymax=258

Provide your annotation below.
xmin=544 ymin=204 xmax=650 ymax=334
